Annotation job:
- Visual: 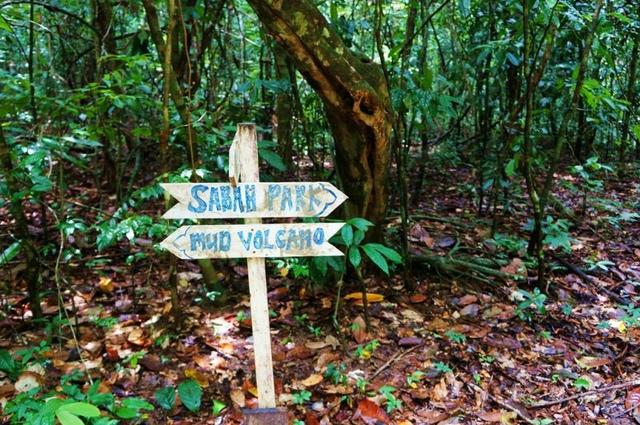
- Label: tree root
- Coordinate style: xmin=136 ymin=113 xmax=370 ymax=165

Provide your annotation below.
xmin=411 ymin=253 xmax=523 ymax=284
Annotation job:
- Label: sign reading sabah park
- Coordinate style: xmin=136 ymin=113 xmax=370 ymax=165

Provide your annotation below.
xmin=161 ymin=182 xmax=347 ymax=219
xmin=159 ymin=123 xmax=346 ymax=420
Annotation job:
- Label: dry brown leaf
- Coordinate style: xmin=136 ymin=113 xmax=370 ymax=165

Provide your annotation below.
xmin=139 ymin=354 xmax=162 ymax=372
xmin=98 ymin=276 xmax=114 ymax=293
xmin=300 ymin=373 xmax=324 ymax=387
xmin=576 ymin=356 xmax=610 ymax=369
xmin=416 ymin=409 xmax=449 ymax=424
xmin=126 ymin=328 xmax=147 ymax=346
xmin=626 ymin=387 xmax=640 ymax=409
xmin=431 ymin=378 xmax=449 ymax=402
xmin=410 ymin=294 xmax=428 ymax=303
xmin=305 ymin=412 xmax=321 ymax=425
xmin=0 ymin=383 xmax=14 ymax=398
xmin=324 ymin=335 xmax=339 ymax=349
xmin=500 ymin=258 xmax=523 ymax=275
xmin=306 ymin=340 xmax=330 ymax=350
xmin=185 ymin=368 xmax=209 ymax=388
xmin=15 ymin=372 xmax=42 ymax=393
xmin=344 ymin=292 xmax=384 ymax=305
xmin=230 ymin=388 xmax=245 ymax=407
xmin=354 ymin=399 xmax=389 ymax=424
xmin=458 ymin=294 xmax=478 ymax=306
xmin=83 ymin=341 xmax=103 ymax=356
xmin=352 ymin=316 xmax=368 ymax=343
xmin=478 ymin=410 xmax=514 ymax=423
xmin=401 ymin=308 xmax=424 ymax=323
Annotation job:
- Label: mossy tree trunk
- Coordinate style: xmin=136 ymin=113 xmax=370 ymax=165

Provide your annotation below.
xmin=245 ymin=0 xmax=392 ymax=238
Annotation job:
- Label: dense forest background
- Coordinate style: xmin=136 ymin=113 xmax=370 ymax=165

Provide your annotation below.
xmin=1 ymin=0 xmax=640 ymax=424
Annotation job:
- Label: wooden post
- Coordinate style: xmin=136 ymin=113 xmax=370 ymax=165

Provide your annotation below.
xmin=162 ymin=121 xmax=345 ymax=423
xmin=231 ymin=123 xmax=276 ymax=408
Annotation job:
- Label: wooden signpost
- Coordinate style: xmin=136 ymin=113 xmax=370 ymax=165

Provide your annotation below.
xmin=160 ymin=123 xmax=346 ymax=423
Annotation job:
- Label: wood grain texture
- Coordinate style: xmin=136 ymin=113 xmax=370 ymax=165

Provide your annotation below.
xmin=160 ymin=223 xmax=344 ymax=259
xmin=238 ymin=123 xmax=276 ymax=409
xmin=161 ymin=181 xmax=347 ymax=219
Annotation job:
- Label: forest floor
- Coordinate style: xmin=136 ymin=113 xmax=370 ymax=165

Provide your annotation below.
xmin=1 ymin=162 xmax=640 ymax=425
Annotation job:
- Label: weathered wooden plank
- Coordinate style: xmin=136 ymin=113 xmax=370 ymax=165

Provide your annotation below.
xmin=236 ymin=123 xmax=275 ymax=410
xmin=160 ymin=222 xmax=344 ymax=260
xmin=161 ymin=182 xmax=347 ymax=219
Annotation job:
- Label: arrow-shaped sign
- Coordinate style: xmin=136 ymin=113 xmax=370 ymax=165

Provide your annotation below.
xmin=160 ymin=222 xmax=344 ymax=260
xmin=161 ymin=182 xmax=347 ymax=219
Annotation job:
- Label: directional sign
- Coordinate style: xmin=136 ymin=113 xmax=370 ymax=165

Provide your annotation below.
xmin=161 ymin=222 xmax=343 ymax=260
xmin=160 ymin=123 xmax=346 ymax=416
xmin=161 ymin=182 xmax=347 ymax=219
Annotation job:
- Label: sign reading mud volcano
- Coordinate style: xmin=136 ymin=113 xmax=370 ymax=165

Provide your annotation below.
xmin=161 ymin=222 xmax=344 ymax=259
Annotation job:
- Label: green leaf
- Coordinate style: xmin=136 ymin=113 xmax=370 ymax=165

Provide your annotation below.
xmin=20 ymin=150 xmax=47 ymax=166
xmin=0 ymin=14 xmax=13 ymax=33
xmin=353 ymin=229 xmax=365 ymax=246
xmin=121 ymin=398 xmax=154 ymax=412
xmin=155 ymin=387 xmax=175 ymax=410
xmin=348 ymin=245 xmax=361 ymax=268
xmin=0 ymin=349 xmax=17 ymax=379
xmin=330 ymin=1 xmax=338 ymax=22
xmin=505 ymin=158 xmax=517 ymax=177
xmin=631 ymin=124 xmax=640 ymax=141
xmin=178 ymin=379 xmax=202 ymax=412
xmin=341 ymin=225 xmax=353 ymax=246
xmin=31 ymin=175 xmax=52 ymax=192
xmin=212 ymin=399 xmax=226 ymax=416
xmin=378 ymin=385 xmax=396 ymax=396
xmin=313 ymin=256 xmax=328 ymax=275
xmin=58 ymin=403 xmax=100 ymax=418
xmin=420 ymin=67 xmax=433 ymax=90
xmin=258 ymin=149 xmax=287 ymax=172
xmin=347 ymin=218 xmax=373 ymax=231
xmin=115 ymin=407 xmax=138 ymax=419
xmin=55 ymin=410 xmax=84 ymax=425
xmin=362 ymin=244 xmax=389 ymax=274
xmin=366 ymin=243 xmax=402 ymax=264
xmin=573 ymin=376 xmax=592 ymax=390
xmin=1 ymin=241 xmax=21 ymax=267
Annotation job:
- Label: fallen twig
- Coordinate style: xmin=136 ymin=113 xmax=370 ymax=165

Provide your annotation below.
xmin=370 ymin=345 xmax=421 ymax=381
xmin=612 ymin=402 xmax=639 ymax=418
xmin=467 ymin=382 xmax=538 ymax=425
xmin=530 ymin=379 xmax=640 ymax=408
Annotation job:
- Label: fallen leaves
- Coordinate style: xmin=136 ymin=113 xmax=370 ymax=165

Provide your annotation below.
xmin=344 ymin=292 xmax=385 ymax=305
xmin=576 ymin=356 xmax=610 ymax=369
xmin=352 ymin=316 xmax=369 ymax=343
xmin=98 ymin=276 xmax=114 ymax=293
xmin=477 ymin=410 xmax=517 ymax=423
xmin=409 ymin=293 xmax=427 ymax=303
xmin=300 ymin=373 xmax=324 ymax=387
xmin=184 ymin=368 xmax=209 ymax=388
xmin=14 ymin=372 xmax=42 ymax=393
xmin=354 ymin=399 xmax=389 ymax=424
xmin=626 ymin=387 xmax=640 ymax=411
xmin=126 ymin=327 xmax=148 ymax=346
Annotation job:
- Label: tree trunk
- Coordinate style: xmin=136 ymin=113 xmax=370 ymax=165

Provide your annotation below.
xmin=0 ymin=123 xmax=42 ymax=318
xmin=93 ymin=0 xmax=118 ymax=193
xmin=620 ymin=35 xmax=638 ymax=162
xmin=142 ymin=0 xmax=198 ymax=169
xmin=245 ymin=0 xmax=392 ymax=238
xmin=273 ymin=44 xmax=294 ymax=169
